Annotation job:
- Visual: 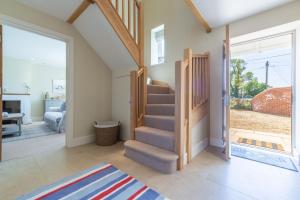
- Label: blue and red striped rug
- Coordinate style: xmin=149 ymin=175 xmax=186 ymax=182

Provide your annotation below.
xmin=18 ymin=163 xmax=167 ymax=200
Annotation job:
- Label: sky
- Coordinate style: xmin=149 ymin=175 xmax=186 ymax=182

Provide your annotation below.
xmin=231 ymin=35 xmax=292 ymax=88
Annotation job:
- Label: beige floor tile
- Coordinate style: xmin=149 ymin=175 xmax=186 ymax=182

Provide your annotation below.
xmin=0 ymin=136 xmax=299 ymax=200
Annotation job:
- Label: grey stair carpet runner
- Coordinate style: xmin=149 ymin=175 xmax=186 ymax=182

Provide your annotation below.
xmin=124 ymin=84 xmax=178 ymax=174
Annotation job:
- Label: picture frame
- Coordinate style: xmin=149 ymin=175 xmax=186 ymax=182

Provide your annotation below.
xmin=52 ymin=80 xmax=66 ymax=95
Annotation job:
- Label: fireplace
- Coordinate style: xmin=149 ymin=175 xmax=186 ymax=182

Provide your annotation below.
xmin=3 ymin=94 xmax=32 ymax=124
xmin=3 ymin=100 xmax=21 ymax=113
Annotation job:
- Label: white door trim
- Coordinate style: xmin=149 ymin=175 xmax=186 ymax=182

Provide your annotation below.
xmin=0 ymin=15 xmax=75 ymax=148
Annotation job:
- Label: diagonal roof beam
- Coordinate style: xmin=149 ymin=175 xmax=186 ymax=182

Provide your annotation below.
xmin=185 ymin=0 xmax=212 ymax=33
xmin=67 ymin=0 xmax=95 ymax=24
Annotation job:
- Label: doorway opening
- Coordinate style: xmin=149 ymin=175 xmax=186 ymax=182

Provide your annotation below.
xmin=226 ymin=23 xmax=300 ymax=171
xmin=230 ymin=33 xmax=293 ymax=154
xmin=1 ymin=24 xmax=67 ymax=161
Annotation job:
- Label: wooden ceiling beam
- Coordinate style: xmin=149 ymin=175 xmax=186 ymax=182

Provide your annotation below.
xmin=67 ymin=0 xmax=95 ymax=24
xmin=185 ymin=0 xmax=212 ymax=33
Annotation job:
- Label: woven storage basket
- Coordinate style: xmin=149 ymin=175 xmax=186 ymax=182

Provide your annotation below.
xmin=94 ymin=121 xmax=120 ymax=146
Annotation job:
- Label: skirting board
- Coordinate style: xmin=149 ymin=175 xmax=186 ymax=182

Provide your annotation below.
xmin=210 ymin=137 xmax=225 ymax=148
xmin=67 ymin=134 xmax=95 ymax=147
xmin=191 ymin=138 xmax=209 ymax=158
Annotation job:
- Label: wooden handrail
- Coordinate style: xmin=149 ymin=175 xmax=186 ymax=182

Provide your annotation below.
xmin=175 ymin=48 xmax=210 ymax=169
xmin=130 ymin=67 xmax=147 ymax=139
xmin=67 ymin=0 xmax=144 ymax=67
xmin=110 ymin=0 xmax=144 ymax=66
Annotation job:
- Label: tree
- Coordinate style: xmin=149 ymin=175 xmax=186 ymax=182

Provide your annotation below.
xmin=243 ymin=73 xmax=268 ymax=98
xmin=230 ymin=59 xmax=268 ymax=99
xmin=230 ymin=59 xmax=246 ymax=98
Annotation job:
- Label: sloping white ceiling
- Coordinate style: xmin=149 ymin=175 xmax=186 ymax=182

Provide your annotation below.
xmin=17 ymin=0 xmax=136 ymax=70
xmin=17 ymin=0 xmax=83 ymax=21
xmin=74 ymin=5 xmax=136 ymax=70
xmin=192 ymin=0 xmax=295 ymax=28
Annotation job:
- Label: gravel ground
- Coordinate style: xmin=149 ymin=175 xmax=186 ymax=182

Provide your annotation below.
xmin=230 ymin=109 xmax=291 ymax=135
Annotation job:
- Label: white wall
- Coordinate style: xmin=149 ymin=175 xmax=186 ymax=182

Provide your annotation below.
xmin=0 ymin=0 xmax=112 ymax=142
xmin=3 ymin=57 xmax=66 ymax=121
xmin=3 ymin=58 xmax=31 ymax=93
xmin=112 ymin=67 xmax=136 ymax=140
xmin=191 ymin=115 xmax=210 ymax=158
xmin=143 ymin=0 xmax=300 ymax=147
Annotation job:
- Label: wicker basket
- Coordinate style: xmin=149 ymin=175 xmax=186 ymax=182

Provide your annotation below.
xmin=94 ymin=121 xmax=120 ymax=146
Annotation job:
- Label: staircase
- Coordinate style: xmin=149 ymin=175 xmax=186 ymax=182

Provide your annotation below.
xmin=126 ymin=49 xmax=210 ymax=174
xmin=124 ymin=84 xmax=178 ymax=174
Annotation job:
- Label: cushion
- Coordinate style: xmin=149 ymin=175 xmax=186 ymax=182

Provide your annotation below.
xmin=60 ymin=102 xmax=66 ymax=111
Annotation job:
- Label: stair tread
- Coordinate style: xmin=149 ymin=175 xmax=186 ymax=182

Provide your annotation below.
xmin=146 ymin=104 xmax=175 ymax=116
xmin=148 ymin=84 xmax=169 ymax=88
xmin=144 ymin=115 xmax=175 ymax=120
xmin=146 ymin=104 xmax=175 ymax=106
xmin=148 ymin=94 xmax=174 ymax=96
xmin=144 ymin=115 xmax=175 ymax=131
xmin=135 ymin=126 xmax=174 ymax=138
xmin=124 ymin=140 xmax=178 ymax=161
xmin=147 ymin=85 xmax=170 ymax=94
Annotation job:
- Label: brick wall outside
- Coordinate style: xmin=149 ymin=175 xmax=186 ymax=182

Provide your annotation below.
xmin=252 ymin=87 xmax=291 ymax=117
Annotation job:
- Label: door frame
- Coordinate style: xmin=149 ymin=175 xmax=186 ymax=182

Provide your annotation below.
xmin=228 ymin=30 xmax=296 ymax=156
xmin=0 ymin=15 xmax=75 ymax=160
xmin=224 ymin=25 xmax=231 ymax=159
xmin=0 ymin=24 xmax=3 ymax=161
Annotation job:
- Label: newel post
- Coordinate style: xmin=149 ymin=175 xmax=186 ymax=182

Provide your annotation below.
xmin=175 ymin=61 xmax=185 ymax=170
xmin=130 ymin=70 xmax=137 ymax=140
xmin=184 ymin=48 xmax=193 ymax=163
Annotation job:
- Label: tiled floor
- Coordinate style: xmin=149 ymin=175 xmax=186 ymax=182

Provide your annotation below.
xmin=2 ymin=133 xmax=65 ymax=161
xmin=0 ymin=137 xmax=300 ymax=200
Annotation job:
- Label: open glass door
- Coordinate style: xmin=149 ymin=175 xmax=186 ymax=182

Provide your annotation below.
xmin=222 ymin=25 xmax=231 ymax=159
xmin=0 ymin=24 xmax=3 ymax=161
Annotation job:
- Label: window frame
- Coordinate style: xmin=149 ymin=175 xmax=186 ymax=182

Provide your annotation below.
xmin=151 ymin=24 xmax=165 ymax=66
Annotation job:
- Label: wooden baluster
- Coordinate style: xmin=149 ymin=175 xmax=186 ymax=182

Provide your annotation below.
xmin=136 ymin=74 xmax=140 ymax=124
xmin=201 ymin=58 xmax=204 ymax=104
xmin=195 ymin=58 xmax=198 ymax=106
xmin=204 ymin=58 xmax=207 ymax=101
xmin=199 ymin=58 xmax=202 ymax=104
xmin=202 ymin=58 xmax=205 ymax=104
xmin=203 ymin=58 xmax=205 ymax=102
xmin=116 ymin=0 xmax=119 ymax=12
xmin=138 ymin=76 xmax=142 ymax=121
xmin=207 ymin=56 xmax=210 ymax=102
xmin=203 ymin=58 xmax=207 ymax=103
xmin=200 ymin=58 xmax=204 ymax=105
xmin=192 ymin=57 xmax=196 ymax=108
xmin=138 ymin=1 xmax=144 ymax=65
xmin=143 ymin=67 xmax=148 ymax=120
xmin=197 ymin=58 xmax=201 ymax=106
xmin=133 ymin=1 xmax=136 ymax=41
xmin=128 ymin=0 xmax=131 ymax=34
xmin=206 ymin=57 xmax=209 ymax=101
xmin=194 ymin=58 xmax=197 ymax=107
xmin=122 ymin=0 xmax=125 ymax=21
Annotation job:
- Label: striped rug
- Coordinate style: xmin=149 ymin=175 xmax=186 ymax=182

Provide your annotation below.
xmin=17 ymin=163 xmax=167 ymax=200
xmin=237 ymin=137 xmax=284 ymax=151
